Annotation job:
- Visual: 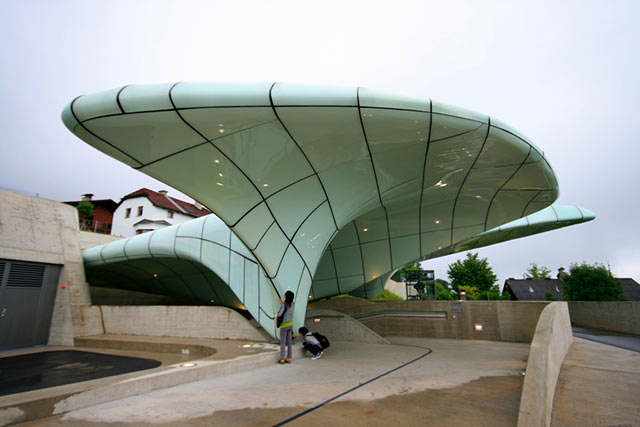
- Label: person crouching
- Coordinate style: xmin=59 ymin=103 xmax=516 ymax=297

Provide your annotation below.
xmin=299 ymin=327 xmax=323 ymax=360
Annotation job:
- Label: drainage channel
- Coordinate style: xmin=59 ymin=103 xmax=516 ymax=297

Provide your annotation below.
xmin=272 ymin=344 xmax=433 ymax=427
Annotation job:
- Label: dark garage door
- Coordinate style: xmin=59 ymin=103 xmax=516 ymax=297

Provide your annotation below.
xmin=0 ymin=260 xmax=61 ymax=350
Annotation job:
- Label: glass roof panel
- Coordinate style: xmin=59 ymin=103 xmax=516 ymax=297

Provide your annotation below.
xmin=362 ymin=108 xmax=430 ymax=198
xmin=119 ymin=83 xmax=174 ymax=113
xmin=171 ymin=82 xmax=272 ymax=108
xmin=140 ymin=144 xmax=263 ymax=225
xmin=272 ymin=83 xmax=357 ymax=106
xmin=359 ymin=87 xmax=430 ymax=111
xmin=276 ymin=106 xmax=378 ymax=226
xmin=83 ymin=111 xmax=206 ymax=164
xmin=266 ymin=175 xmax=326 ymax=239
xmin=73 ymin=87 xmax=122 ymax=121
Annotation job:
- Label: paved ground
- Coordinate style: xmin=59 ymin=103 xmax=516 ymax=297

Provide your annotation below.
xmin=22 ymin=337 xmax=530 ymax=426
xmin=551 ymin=337 xmax=640 ymax=427
xmin=572 ymin=326 xmax=640 ymax=353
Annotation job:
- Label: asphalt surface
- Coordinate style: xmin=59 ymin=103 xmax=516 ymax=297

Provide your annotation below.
xmin=0 ymin=350 xmax=161 ymax=396
xmin=572 ymin=327 xmax=640 ymax=352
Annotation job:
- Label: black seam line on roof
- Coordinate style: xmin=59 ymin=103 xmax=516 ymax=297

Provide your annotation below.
xmin=188 ymin=258 xmax=222 ymax=303
xmin=173 ymin=222 xmax=182 ymax=260
xmin=229 ymin=173 xmax=317 ymax=228
xmin=429 ymin=123 xmax=486 ymax=144
xmin=449 ymin=118 xmax=492 ymax=245
xmin=268 ymin=200 xmax=329 ymax=280
xmin=272 ymin=345 xmax=433 ymax=427
xmin=260 ymin=307 xmax=275 ymax=320
xmin=176 ymin=235 xmax=258 ymax=264
xmin=314 ymin=272 xmax=365 ymax=281
xmin=328 ymin=244 xmax=341 ymax=294
xmin=378 ymin=178 xmax=417 ymax=198
xmin=168 ymin=83 xmax=285 ymax=298
xmin=115 ymin=85 xmax=128 ymax=114
xmin=357 ymin=87 xmax=394 ymax=270
xmin=329 ymin=222 xmax=486 ymax=253
xmin=134 ymin=118 xmax=279 ymax=170
xmin=250 ymin=221 xmax=276 ymax=252
xmin=352 ymin=221 xmax=367 ymax=298
xmin=493 ymin=188 xmax=553 ymax=192
xmin=491 ymin=124 xmax=555 ymax=176
xmin=483 ymin=146 xmax=532 ymax=232
xmin=294 ymin=265 xmax=307 ymax=301
xmin=470 ymin=160 xmax=533 ymax=170
xmin=521 ymin=190 xmax=543 ymax=217
xmin=198 ymin=215 xmax=206 ymax=272
xmin=77 ymin=104 xmax=484 ymax=126
xmin=418 ymin=99 xmax=434 ymax=257
xmin=78 ymin=104 xmax=274 ymax=124
xmin=69 ymin=96 xmax=143 ymax=166
xmin=160 ymin=83 xmax=314 ymax=295
xmin=269 ymin=82 xmax=339 ymax=230
xmin=77 ymin=103 xmax=434 ymax=127
xmin=227 ymin=227 xmax=232 ymax=288
xmin=242 ymin=257 xmax=246 ymax=303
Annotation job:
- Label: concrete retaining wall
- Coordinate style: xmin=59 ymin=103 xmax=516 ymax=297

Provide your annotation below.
xmin=0 ymin=190 xmax=91 ymax=345
xmin=568 ymin=301 xmax=640 ymax=335
xmin=305 ymin=309 xmax=389 ymax=344
xmin=78 ymin=231 xmax=121 ymax=250
xmin=310 ymin=298 xmax=548 ymax=343
xmin=517 ymin=302 xmax=573 ymax=427
xmin=79 ymin=305 xmax=268 ymax=342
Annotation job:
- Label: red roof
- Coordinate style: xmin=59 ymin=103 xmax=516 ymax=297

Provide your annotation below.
xmin=120 ymin=188 xmax=211 ymax=218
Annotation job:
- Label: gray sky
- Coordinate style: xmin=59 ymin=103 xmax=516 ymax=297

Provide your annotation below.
xmin=1 ymin=0 xmax=638 ymax=284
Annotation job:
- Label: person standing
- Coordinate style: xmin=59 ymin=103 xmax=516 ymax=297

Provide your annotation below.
xmin=277 ymin=290 xmax=295 ymax=364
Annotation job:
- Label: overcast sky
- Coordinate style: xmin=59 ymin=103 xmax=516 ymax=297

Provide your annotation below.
xmin=1 ymin=0 xmax=638 ymax=284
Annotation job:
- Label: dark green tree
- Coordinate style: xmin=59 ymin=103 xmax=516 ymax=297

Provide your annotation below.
xmin=545 ymin=291 xmax=558 ymax=301
xmin=76 ymin=201 xmax=95 ymax=218
xmin=524 ymin=263 xmax=552 ymax=279
xmin=435 ymin=278 xmax=454 ymax=300
xmin=447 ymin=252 xmax=497 ymax=297
xmin=563 ymin=262 xmax=627 ymax=301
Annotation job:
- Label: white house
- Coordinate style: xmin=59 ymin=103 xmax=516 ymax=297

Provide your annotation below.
xmin=111 ymin=188 xmax=211 ymax=237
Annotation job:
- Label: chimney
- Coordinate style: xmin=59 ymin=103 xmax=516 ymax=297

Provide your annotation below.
xmin=158 ymin=190 xmax=168 ymax=196
xmin=81 ymin=193 xmax=94 ymax=201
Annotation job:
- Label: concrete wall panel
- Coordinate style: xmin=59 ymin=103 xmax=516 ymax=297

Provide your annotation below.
xmin=568 ymin=302 xmax=640 ymax=335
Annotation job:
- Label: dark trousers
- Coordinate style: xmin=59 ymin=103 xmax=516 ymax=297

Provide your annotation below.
xmin=303 ymin=342 xmax=323 ymax=355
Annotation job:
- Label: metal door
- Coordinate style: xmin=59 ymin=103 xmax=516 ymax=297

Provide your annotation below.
xmin=0 ymin=260 xmax=61 ymax=350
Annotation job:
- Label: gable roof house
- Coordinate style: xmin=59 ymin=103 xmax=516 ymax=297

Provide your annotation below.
xmin=63 ymin=193 xmax=118 ymax=234
xmin=503 ymin=277 xmax=640 ymax=301
xmin=111 ymin=188 xmax=211 ymax=237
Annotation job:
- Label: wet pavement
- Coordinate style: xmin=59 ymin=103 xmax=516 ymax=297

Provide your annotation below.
xmin=572 ymin=326 xmax=640 ymax=352
xmin=0 ymin=350 xmax=161 ymax=396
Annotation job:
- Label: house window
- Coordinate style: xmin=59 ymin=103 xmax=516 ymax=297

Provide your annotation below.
xmin=167 ymin=211 xmax=174 ymax=219
xmin=137 ymin=206 xmax=143 ymax=216
xmin=125 ymin=208 xmax=131 ymax=218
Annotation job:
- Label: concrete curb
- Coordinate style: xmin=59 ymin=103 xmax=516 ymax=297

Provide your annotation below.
xmin=517 ymin=302 xmax=573 ymax=427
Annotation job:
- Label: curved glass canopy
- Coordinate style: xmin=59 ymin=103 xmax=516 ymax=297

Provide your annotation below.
xmin=62 ymin=83 xmax=594 ymax=338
